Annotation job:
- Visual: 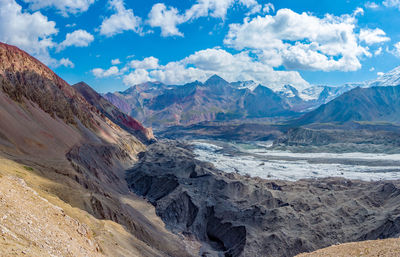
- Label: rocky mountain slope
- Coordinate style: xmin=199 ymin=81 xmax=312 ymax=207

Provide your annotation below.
xmin=103 ymin=79 xmax=368 ymax=129
xmin=104 ymin=75 xmax=298 ymax=128
xmin=296 ymin=85 xmax=400 ymax=125
xmin=127 ymin=140 xmax=400 ymax=257
xmin=2 ymin=41 xmax=400 ymax=257
xmin=0 ymin=173 xmax=102 ymax=257
xmin=73 ymin=81 xmax=155 ymax=144
xmin=296 ymin=238 xmax=400 ymax=257
xmin=103 ymin=65 xmax=400 ymax=129
xmin=0 ymin=42 xmax=195 ymax=256
xmin=159 ymin=122 xmax=286 ymax=141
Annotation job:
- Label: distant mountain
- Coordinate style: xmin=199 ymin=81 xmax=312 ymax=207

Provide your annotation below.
xmin=230 ymin=80 xmax=259 ymax=91
xmin=366 ymin=66 xmax=400 ymax=87
xmin=73 ymin=82 xmax=155 ymax=144
xmin=295 ymin=66 xmax=400 ymax=125
xmin=296 ymin=85 xmax=400 ymax=125
xmin=104 ymin=65 xmax=400 ymax=128
xmin=104 ymin=75 xmax=295 ymax=128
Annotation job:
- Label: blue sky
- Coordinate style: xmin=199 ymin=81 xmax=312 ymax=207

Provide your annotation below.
xmin=1 ymin=0 xmax=400 ymax=93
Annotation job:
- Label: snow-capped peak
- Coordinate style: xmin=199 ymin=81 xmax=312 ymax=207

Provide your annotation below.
xmin=299 ymin=85 xmax=326 ymax=101
xmin=231 ymin=80 xmax=259 ymax=91
xmin=276 ymin=85 xmax=299 ymax=98
xmin=366 ymin=66 xmax=400 ymax=88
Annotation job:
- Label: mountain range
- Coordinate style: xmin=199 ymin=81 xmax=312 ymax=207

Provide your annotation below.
xmin=1 ymin=41 xmax=400 ymax=256
xmin=104 ymin=66 xmax=400 ymax=128
xmin=296 ymin=85 xmax=400 ymax=125
xmin=104 ymin=75 xmax=295 ymax=128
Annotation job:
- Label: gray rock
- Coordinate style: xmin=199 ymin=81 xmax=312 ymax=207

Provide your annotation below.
xmin=126 ymin=141 xmax=400 ymax=257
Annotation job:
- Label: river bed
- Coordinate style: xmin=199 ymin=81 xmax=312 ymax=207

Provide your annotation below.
xmin=190 ymin=140 xmax=400 ymax=181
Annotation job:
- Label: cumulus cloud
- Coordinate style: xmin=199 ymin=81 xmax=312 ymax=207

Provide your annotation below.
xmin=100 ymin=0 xmax=142 ymax=37
xmin=147 ymin=3 xmax=185 ymax=37
xmin=224 ymin=8 xmax=382 ymax=72
xmin=58 ymin=58 xmax=75 ymax=68
xmin=359 ymin=28 xmax=390 ymax=45
xmin=375 ymin=47 xmax=383 ymax=55
xmin=111 ymin=58 xmax=121 ymax=65
xmin=123 ymin=69 xmax=152 ymax=85
xmin=262 ymin=3 xmax=275 ymax=13
xmin=58 ymin=29 xmax=94 ymax=51
xmin=147 ymin=0 xmax=265 ymax=37
xmin=392 ymin=42 xmax=400 ymax=57
xmin=0 ymin=0 xmax=58 ymax=66
xmin=383 ymin=0 xmax=400 ymax=9
xmin=22 ymin=0 xmax=95 ymax=16
xmin=118 ymin=48 xmax=309 ymax=90
xmin=129 ymin=57 xmax=159 ymax=69
xmin=91 ymin=66 xmax=119 ymax=77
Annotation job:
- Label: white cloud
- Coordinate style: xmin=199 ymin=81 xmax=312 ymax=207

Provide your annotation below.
xmin=383 ymin=0 xmax=400 ymax=9
xmin=185 ymin=0 xmax=234 ymax=20
xmin=147 ymin=3 xmax=185 ymax=37
xmin=58 ymin=58 xmax=74 ymax=68
xmin=262 ymin=3 xmax=275 ymax=14
xmin=123 ymin=69 xmax=152 ymax=85
xmin=111 ymin=58 xmax=121 ymax=65
xmin=120 ymin=48 xmax=309 ymax=91
xmin=365 ymin=2 xmax=379 ymax=9
xmin=92 ymin=66 xmax=119 ymax=77
xmin=375 ymin=47 xmax=383 ymax=55
xmin=147 ymin=0 xmax=265 ymax=37
xmin=392 ymin=42 xmax=400 ymax=57
xmin=369 ymin=67 xmax=375 ymax=71
xmin=359 ymin=28 xmax=390 ymax=45
xmin=224 ymin=8 xmax=378 ymax=72
xmin=58 ymin=29 xmax=94 ymax=51
xmin=0 ymin=0 xmax=58 ymax=66
xmin=66 ymin=23 xmax=76 ymax=28
xmin=377 ymin=72 xmax=385 ymax=76
xmin=353 ymin=7 xmax=365 ymax=16
xmin=99 ymin=0 xmax=142 ymax=37
xmin=129 ymin=57 xmax=159 ymax=69
xmin=22 ymin=0 xmax=95 ymax=16
xmin=183 ymin=48 xmax=309 ymax=89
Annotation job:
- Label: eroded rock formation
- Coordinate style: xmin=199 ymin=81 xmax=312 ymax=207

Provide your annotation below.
xmin=127 ymin=141 xmax=400 ymax=257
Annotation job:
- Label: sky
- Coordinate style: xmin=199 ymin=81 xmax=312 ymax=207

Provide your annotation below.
xmin=1 ymin=0 xmax=400 ymax=93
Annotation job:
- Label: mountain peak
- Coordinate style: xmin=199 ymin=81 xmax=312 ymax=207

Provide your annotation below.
xmin=367 ymin=65 xmax=400 ymax=88
xmin=205 ymin=74 xmax=228 ymax=85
